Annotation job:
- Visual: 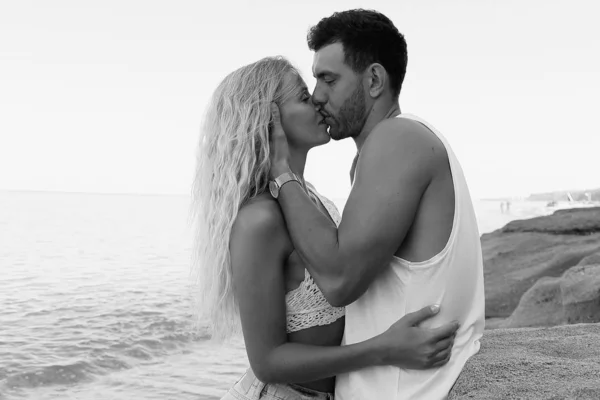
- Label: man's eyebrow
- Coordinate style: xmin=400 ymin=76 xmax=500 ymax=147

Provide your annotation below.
xmin=313 ymin=70 xmax=338 ymax=79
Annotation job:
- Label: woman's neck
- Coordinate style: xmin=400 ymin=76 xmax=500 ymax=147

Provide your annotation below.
xmin=287 ymin=147 xmax=308 ymax=188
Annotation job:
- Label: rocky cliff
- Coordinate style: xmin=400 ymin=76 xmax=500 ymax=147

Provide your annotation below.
xmin=449 ymin=207 xmax=600 ymax=398
xmin=483 ymin=207 xmax=600 ymax=324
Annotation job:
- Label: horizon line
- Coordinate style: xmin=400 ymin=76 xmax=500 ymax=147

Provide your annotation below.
xmin=0 ymin=188 xmax=513 ymax=201
xmin=0 ymin=188 xmax=191 ymax=197
xmin=3 ymin=187 xmax=596 ymax=201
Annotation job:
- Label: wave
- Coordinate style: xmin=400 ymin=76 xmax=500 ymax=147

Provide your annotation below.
xmin=0 ymin=308 xmax=211 ymax=392
xmin=3 ymin=360 xmax=97 ymax=389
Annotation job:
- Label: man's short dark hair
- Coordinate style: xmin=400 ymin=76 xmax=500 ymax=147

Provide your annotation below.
xmin=307 ymin=9 xmax=408 ymax=97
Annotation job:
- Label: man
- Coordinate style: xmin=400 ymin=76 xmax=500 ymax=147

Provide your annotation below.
xmin=268 ymin=9 xmax=485 ymax=400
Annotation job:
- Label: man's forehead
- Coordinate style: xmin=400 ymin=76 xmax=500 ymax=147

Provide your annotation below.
xmin=312 ymin=42 xmax=346 ymax=76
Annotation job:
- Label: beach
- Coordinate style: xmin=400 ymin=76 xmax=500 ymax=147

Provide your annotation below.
xmin=0 ymin=191 xmax=554 ymax=399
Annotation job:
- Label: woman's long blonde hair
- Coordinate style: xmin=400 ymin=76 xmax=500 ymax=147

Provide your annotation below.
xmin=190 ymin=56 xmax=300 ymax=340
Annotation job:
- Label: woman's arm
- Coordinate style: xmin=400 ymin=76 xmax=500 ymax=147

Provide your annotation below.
xmin=230 ymin=198 xmax=384 ymax=383
xmin=230 ymin=198 xmax=457 ymax=383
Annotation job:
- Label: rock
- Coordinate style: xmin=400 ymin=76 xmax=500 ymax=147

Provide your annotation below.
xmin=459 ymin=209 xmax=600 ymax=398
xmin=500 ymin=276 xmax=565 ymax=328
xmin=560 ymin=264 xmax=600 ymax=324
xmin=496 ymin=257 xmax=600 ymax=329
xmin=501 ymin=207 xmax=600 ymax=235
xmin=483 ymin=317 xmax=506 ymax=330
xmin=449 ymin=323 xmax=600 ymax=400
xmin=483 ymin=232 xmax=600 ymax=318
xmin=577 ymin=251 xmax=600 ymax=266
xmin=483 ymin=207 xmax=600 ymax=318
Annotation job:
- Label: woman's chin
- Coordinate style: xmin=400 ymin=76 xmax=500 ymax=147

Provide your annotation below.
xmin=319 ymin=130 xmax=332 ymax=145
xmin=307 ymin=135 xmax=331 ymax=149
xmin=320 ymin=123 xmax=332 ymax=138
xmin=307 ymin=124 xmax=329 ymax=145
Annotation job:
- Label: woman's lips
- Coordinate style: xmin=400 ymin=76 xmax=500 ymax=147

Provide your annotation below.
xmin=318 ymin=112 xmax=332 ymax=125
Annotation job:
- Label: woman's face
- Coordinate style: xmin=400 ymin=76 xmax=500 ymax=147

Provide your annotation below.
xmin=277 ymin=71 xmax=330 ymax=150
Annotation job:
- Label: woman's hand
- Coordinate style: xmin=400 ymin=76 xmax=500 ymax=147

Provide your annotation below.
xmin=374 ymin=305 xmax=460 ymax=369
xmin=269 ymin=102 xmax=292 ymax=179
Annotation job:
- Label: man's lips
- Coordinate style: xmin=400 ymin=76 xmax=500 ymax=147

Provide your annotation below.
xmin=318 ymin=112 xmax=329 ymax=125
xmin=318 ymin=111 xmax=331 ymax=125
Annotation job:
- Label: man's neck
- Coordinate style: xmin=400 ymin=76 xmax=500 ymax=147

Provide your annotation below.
xmin=353 ymin=100 xmax=401 ymax=152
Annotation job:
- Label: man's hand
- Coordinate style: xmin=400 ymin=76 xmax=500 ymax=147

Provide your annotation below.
xmin=268 ymin=102 xmax=291 ymax=179
xmin=376 ymin=305 xmax=460 ymax=369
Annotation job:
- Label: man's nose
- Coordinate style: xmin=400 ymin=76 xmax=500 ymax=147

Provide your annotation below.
xmin=311 ymin=96 xmax=322 ymax=109
xmin=311 ymin=84 xmax=326 ymax=107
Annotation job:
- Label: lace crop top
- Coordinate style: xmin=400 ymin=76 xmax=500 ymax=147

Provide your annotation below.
xmin=285 ymin=184 xmax=345 ymax=333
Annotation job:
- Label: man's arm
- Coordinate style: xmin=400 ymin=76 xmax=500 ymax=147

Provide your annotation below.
xmin=231 ymin=199 xmax=456 ymax=382
xmin=272 ymin=118 xmax=442 ymax=306
xmin=231 ymin=201 xmax=378 ymax=382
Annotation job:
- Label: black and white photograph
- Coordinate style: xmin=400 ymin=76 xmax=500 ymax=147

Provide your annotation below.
xmin=1 ymin=1 xmax=599 ymax=399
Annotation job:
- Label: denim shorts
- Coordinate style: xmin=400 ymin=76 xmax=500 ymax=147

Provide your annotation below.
xmin=221 ymin=368 xmax=334 ymax=400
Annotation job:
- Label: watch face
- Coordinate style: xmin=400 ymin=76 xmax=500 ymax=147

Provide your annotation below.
xmin=269 ymin=181 xmax=279 ymax=198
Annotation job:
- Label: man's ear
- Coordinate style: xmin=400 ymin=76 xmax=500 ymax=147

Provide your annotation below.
xmin=367 ymin=63 xmax=387 ymax=98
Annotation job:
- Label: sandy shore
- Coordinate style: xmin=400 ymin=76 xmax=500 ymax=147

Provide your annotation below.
xmin=449 ymin=323 xmax=600 ymax=399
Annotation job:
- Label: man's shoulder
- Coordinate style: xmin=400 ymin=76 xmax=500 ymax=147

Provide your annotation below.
xmin=362 ymin=116 xmax=448 ymax=166
xmin=368 ymin=116 xmax=443 ymax=148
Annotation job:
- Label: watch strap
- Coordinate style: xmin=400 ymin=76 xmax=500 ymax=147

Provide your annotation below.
xmin=275 ymin=172 xmax=300 ymax=189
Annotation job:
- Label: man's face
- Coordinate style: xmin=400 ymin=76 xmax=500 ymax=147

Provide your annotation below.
xmin=312 ymin=42 xmax=367 ymax=141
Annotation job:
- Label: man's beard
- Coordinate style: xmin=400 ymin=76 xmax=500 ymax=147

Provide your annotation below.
xmin=329 ymin=83 xmax=367 ymax=141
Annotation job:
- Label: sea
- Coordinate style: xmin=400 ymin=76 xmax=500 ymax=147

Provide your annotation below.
xmin=0 ymin=190 xmax=552 ymax=400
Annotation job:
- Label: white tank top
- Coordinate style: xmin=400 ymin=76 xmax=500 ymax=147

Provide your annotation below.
xmin=335 ymin=114 xmax=485 ymax=400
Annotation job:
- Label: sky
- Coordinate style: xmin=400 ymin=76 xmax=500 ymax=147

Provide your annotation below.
xmin=1 ymin=0 xmax=598 ymax=200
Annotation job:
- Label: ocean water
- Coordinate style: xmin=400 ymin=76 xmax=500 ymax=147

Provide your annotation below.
xmin=0 ymin=191 xmax=550 ymax=399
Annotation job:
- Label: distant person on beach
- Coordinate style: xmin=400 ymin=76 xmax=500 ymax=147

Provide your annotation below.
xmin=268 ymin=9 xmax=485 ymax=400
xmin=192 ymin=56 xmax=459 ymax=400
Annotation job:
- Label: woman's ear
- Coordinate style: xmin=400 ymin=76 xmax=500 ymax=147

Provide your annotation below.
xmin=367 ymin=63 xmax=387 ymax=98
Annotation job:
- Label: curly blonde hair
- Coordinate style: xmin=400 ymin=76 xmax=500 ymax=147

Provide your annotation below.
xmin=190 ymin=56 xmax=300 ymax=340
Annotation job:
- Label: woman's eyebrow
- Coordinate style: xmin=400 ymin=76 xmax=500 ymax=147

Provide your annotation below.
xmin=295 ymin=83 xmax=309 ymax=96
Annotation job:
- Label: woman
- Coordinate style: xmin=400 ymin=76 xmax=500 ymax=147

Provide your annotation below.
xmin=191 ymin=56 xmax=435 ymax=400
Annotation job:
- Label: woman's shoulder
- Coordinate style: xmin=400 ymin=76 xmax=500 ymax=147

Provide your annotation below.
xmin=232 ymin=193 xmax=289 ymax=244
xmin=239 ymin=192 xmax=282 ymax=219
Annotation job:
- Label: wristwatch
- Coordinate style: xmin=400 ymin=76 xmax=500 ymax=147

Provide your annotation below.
xmin=269 ymin=172 xmax=300 ymax=199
